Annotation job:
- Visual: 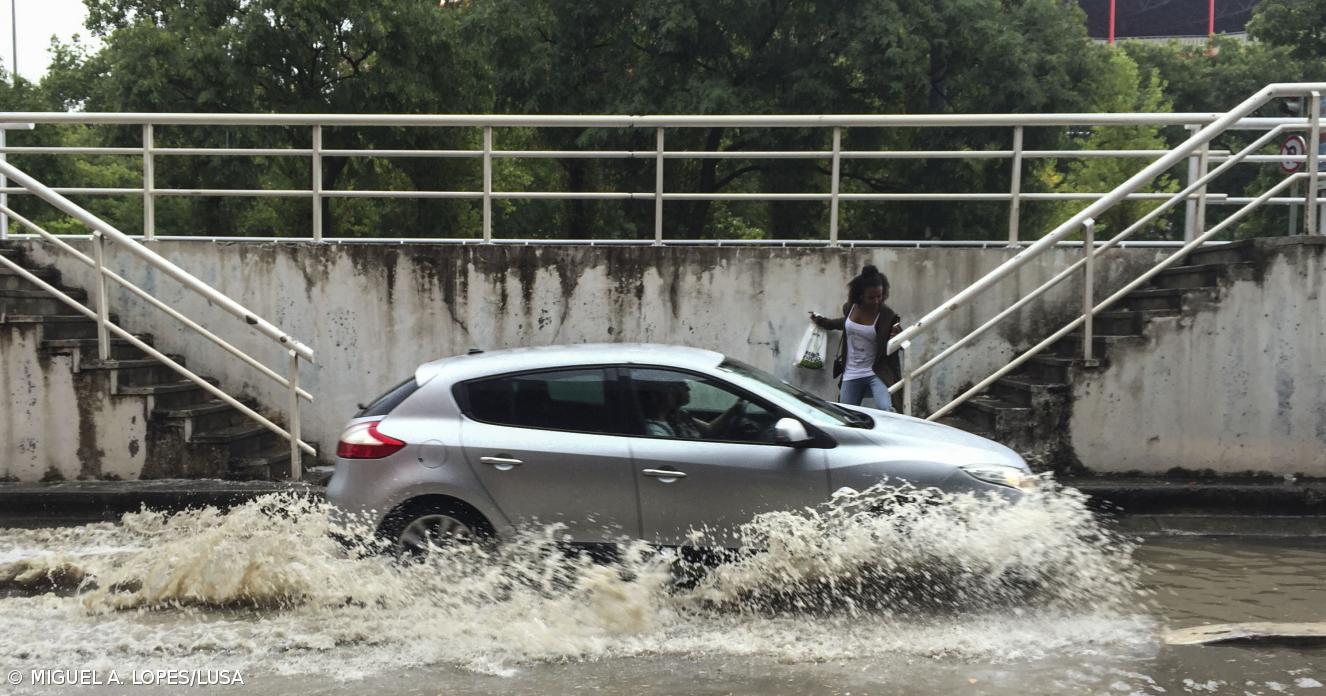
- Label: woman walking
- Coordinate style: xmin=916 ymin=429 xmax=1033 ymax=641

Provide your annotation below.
xmin=810 ymin=264 xmax=904 ymax=412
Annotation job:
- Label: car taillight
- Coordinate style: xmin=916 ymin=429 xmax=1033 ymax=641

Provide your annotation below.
xmin=337 ymin=420 xmax=406 ymax=459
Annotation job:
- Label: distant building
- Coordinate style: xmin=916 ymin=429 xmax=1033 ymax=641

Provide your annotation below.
xmin=1078 ymin=0 xmax=1260 ymax=43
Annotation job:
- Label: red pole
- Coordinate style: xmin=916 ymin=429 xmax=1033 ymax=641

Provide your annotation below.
xmin=1109 ymin=0 xmax=1116 ymax=44
xmin=1208 ymin=0 xmax=1215 ymax=36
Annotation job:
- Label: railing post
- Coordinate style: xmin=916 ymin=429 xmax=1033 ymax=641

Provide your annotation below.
xmin=0 ymin=129 xmax=7 ymax=241
xmin=1308 ymin=91 xmax=1322 ymax=235
xmin=1183 ymin=125 xmax=1199 ymax=242
xmin=900 ymin=339 xmax=913 ymax=417
xmin=482 ymin=125 xmax=493 ymax=243
xmin=311 ymin=125 xmax=323 ymax=242
xmin=829 ymin=126 xmax=842 ymax=246
xmin=142 ymin=124 xmax=155 ymax=241
xmin=288 ymin=350 xmax=302 ymax=481
xmin=91 ymin=231 xmax=111 ymax=361
xmin=1081 ymin=218 xmax=1095 ymax=363
xmin=1195 ymin=138 xmax=1210 ymax=238
xmin=1007 ymin=125 xmax=1024 ymax=245
xmin=654 ymin=128 xmax=665 ymax=246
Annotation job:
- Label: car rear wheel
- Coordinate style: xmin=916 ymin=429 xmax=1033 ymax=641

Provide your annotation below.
xmin=379 ymin=499 xmax=493 ymax=557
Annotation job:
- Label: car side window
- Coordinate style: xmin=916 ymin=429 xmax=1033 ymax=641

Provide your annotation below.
xmin=461 ymin=368 xmax=630 ymax=435
xmin=627 ymin=368 xmax=779 ymax=444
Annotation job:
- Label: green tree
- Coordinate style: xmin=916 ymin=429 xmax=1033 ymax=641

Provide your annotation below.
xmin=47 ymin=0 xmax=488 ymax=237
xmin=1248 ymin=0 xmax=1326 ymax=64
xmin=1035 ymin=52 xmax=1178 ymax=239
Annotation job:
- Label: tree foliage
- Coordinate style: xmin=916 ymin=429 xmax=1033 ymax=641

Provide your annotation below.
xmin=1 ymin=0 xmax=1313 ymax=241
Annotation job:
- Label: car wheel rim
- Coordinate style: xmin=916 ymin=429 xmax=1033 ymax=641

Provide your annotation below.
xmin=398 ymin=514 xmax=474 ymax=554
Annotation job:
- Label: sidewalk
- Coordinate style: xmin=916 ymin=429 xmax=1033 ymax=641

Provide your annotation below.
xmin=1062 ymin=476 xmax=1326 ymax=538
xmin=0 ymin=479 xmax=321 ymax=527
xmin=0 ymin=476 xmax=1323 ymax=535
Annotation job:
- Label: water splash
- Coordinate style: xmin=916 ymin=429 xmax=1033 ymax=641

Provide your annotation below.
xmin=0 ymin=482 xmax=1151 ymax=679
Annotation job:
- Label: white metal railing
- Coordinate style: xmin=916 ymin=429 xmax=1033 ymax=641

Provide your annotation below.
xmin=0 ymin=159 xmax=316 ymax=477
xmin=882 ymin=82 xmax=1325 ymax=421
xmin=0 ymin=111 xmax=1316 ymax=246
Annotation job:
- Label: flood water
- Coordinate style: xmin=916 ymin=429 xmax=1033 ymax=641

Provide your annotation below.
xmin=0 ymin=485 xmax=1322 ymax=695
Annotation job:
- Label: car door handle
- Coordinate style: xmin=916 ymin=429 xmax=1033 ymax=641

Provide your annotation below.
xmin=480 ymin=456 xmax=524 ymax=468
xmin=642 ymin=468 xmax=687 ymax=479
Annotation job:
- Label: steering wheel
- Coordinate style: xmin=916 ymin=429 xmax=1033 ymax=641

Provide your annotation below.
xmin=726 ymin=400 xmax=763 ymax=439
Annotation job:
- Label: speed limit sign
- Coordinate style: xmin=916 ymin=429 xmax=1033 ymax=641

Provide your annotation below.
xmin=1280 ymin=135 xmax=1307 ymax=174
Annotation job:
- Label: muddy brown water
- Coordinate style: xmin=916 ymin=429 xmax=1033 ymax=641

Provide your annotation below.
xmin=0 ymin=491 xmax=1322 ymax=695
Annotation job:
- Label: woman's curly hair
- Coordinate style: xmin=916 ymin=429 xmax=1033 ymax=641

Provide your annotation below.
xmin=848 ymin=264 xmax=889 ymax=305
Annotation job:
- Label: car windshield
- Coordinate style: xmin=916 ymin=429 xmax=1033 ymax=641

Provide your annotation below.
xmin=715 ymin=358 xmax=873 ymax=428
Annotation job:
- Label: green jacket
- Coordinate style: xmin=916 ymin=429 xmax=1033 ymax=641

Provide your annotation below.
xmin=813 ymin=301 xmax=904 ymax=411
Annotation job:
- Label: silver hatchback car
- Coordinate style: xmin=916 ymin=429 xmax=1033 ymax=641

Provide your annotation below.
xmin=326 ymin=344 xmax=1035 ymax=553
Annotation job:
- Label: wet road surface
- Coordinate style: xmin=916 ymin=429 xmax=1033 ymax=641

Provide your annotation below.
xmin=0 ymin=491 xmax=1322 ymax=695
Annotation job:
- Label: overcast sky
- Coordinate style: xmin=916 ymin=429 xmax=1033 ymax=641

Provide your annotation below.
xmin=0 ymin=0 xmax=92 ymax=82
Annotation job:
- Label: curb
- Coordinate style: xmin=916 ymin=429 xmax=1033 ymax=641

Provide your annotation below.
xmin=0 ymin=480 xmax=322 ymax=525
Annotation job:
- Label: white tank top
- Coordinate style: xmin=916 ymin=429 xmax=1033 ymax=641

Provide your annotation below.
xmin=842 ymin=309 xmax=877 ymax=381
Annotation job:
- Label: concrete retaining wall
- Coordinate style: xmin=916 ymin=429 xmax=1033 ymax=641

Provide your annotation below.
xmin=1069 ymin=239 xmax=1326 ymax=476
xmin=7 ymin=240 xmax=1167 ymax=477
xmin=0 ymin=327 xmax=149 ymax=481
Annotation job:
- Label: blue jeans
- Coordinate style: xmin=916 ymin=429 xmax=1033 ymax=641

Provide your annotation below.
xmin=840 ymin=375 xmax=895 ymax=412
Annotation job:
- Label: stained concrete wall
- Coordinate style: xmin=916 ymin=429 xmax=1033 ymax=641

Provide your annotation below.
xmin=0 ymin=327 xmax=149 ymax=481
xmin=10 ymin=240 xmax=1166 ymax=475
xmin=1069 ymin=239 xmax=1326 ymax=476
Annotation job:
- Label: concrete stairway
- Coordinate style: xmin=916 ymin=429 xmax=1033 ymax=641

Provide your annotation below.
xmin=0 ymin=244 xmax=293 ymax=480
xmin=936 ymin=240 xmax=1264 ymax=474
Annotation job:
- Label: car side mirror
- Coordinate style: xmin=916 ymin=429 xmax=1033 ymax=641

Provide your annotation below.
xmin=773 ymin=417 xmax=812 ymax=446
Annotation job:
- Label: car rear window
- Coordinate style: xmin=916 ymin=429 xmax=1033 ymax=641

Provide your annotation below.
xmin=357 ymin=377 xmax=421 ymax=417
xmin=459 ymin=368 xmax=628 ymax=434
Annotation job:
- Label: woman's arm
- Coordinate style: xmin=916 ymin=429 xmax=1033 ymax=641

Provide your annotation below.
xmin=809 ymin=312 xmax=846 ymax=331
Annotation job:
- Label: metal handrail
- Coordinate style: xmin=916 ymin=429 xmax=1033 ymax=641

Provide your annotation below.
xmin=882 ymin=81 xmax=1325 ymax=423
xmin=0 ymin=111 xmax=1315 ymax=245
xmin=0 ymin=253 xmax=316 ymax=456
xmin=890 ymin=123 xmax=1292 ymax=396
xmin=0 ymin=159 xmax=316 ymax=475
xmin=886 ymin=82 xmax=1326 ymax=359
xmin=0 ymin=204 xmax=313 ymax=402
xmin=0 ymin=161 xmax=313 ymax=360
xmin=928 ymin=172 xmax=1309 ymax=421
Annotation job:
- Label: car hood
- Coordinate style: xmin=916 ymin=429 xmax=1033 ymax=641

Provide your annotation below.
xmin=840 ymin=404 xmax=1031 ymax=473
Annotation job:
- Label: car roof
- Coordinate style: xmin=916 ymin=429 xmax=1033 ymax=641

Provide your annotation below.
xmin=415 ymin=343 xmax=727 ymax=385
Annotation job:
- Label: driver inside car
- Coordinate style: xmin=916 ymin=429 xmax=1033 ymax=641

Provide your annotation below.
xmin=666 ymin=380 xmax=746 ymax=439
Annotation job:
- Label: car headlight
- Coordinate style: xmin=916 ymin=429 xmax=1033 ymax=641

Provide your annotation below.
xmin=960 ymin=464 xmax=1038 ymax=492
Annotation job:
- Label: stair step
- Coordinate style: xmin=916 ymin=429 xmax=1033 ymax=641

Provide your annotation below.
xmin=42 ymin=335 xmax=153 ymax=350
xmin=954 ymin=395 xmax=1030 ymax=433
xmin=1052 ymin=334 xmax=1145 ymax=359
xmin=1120 ymin=287 xmax=1218 ymax=312
xmin=194 ymin=422 xmax=282 ymax=459
xmin=118 ymin=379 xmax=217 ymax=410
xmin=1022 ymin=355 xmax=1077 ymax=382
xmin=1091 ymin=309 xmax=1181 ymax=335
xmin=1184 ymin=240 xmax=1257 ymax=267
xmin=0 ymin=293 xmax=80 ymax=316
xmin=0 ymin=266 xmax=60 ymax=290
xmin=1150 ymin=262 xmax=1251 ymax=290
xmin=192 ymin=422 xmax=276 ymax=446
xmin=117 ymin=379 xmax=216 ymax=397
xmin=0 ymin=314 xmax=119 ymax=340
xmin=0 ymin=287 xmax=86 ymax=301
xmin=154 ymin=400 xmax=236 ymax=419
xmin=990 ymin=375 xmax=1069 ymax=407
xmin=231 ymin=447 xmax=294 ymax=481
xmin=156 ymin=399 xmax=252 ymax=433
xmin=42 ymin=337 xmax=148 ymax=360
xmin=79 ymin=357 xmax=184 ymax=387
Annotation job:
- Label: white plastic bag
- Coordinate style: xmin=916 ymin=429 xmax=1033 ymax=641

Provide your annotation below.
xmin=794 ymin=321 xmax=828 ymax=370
